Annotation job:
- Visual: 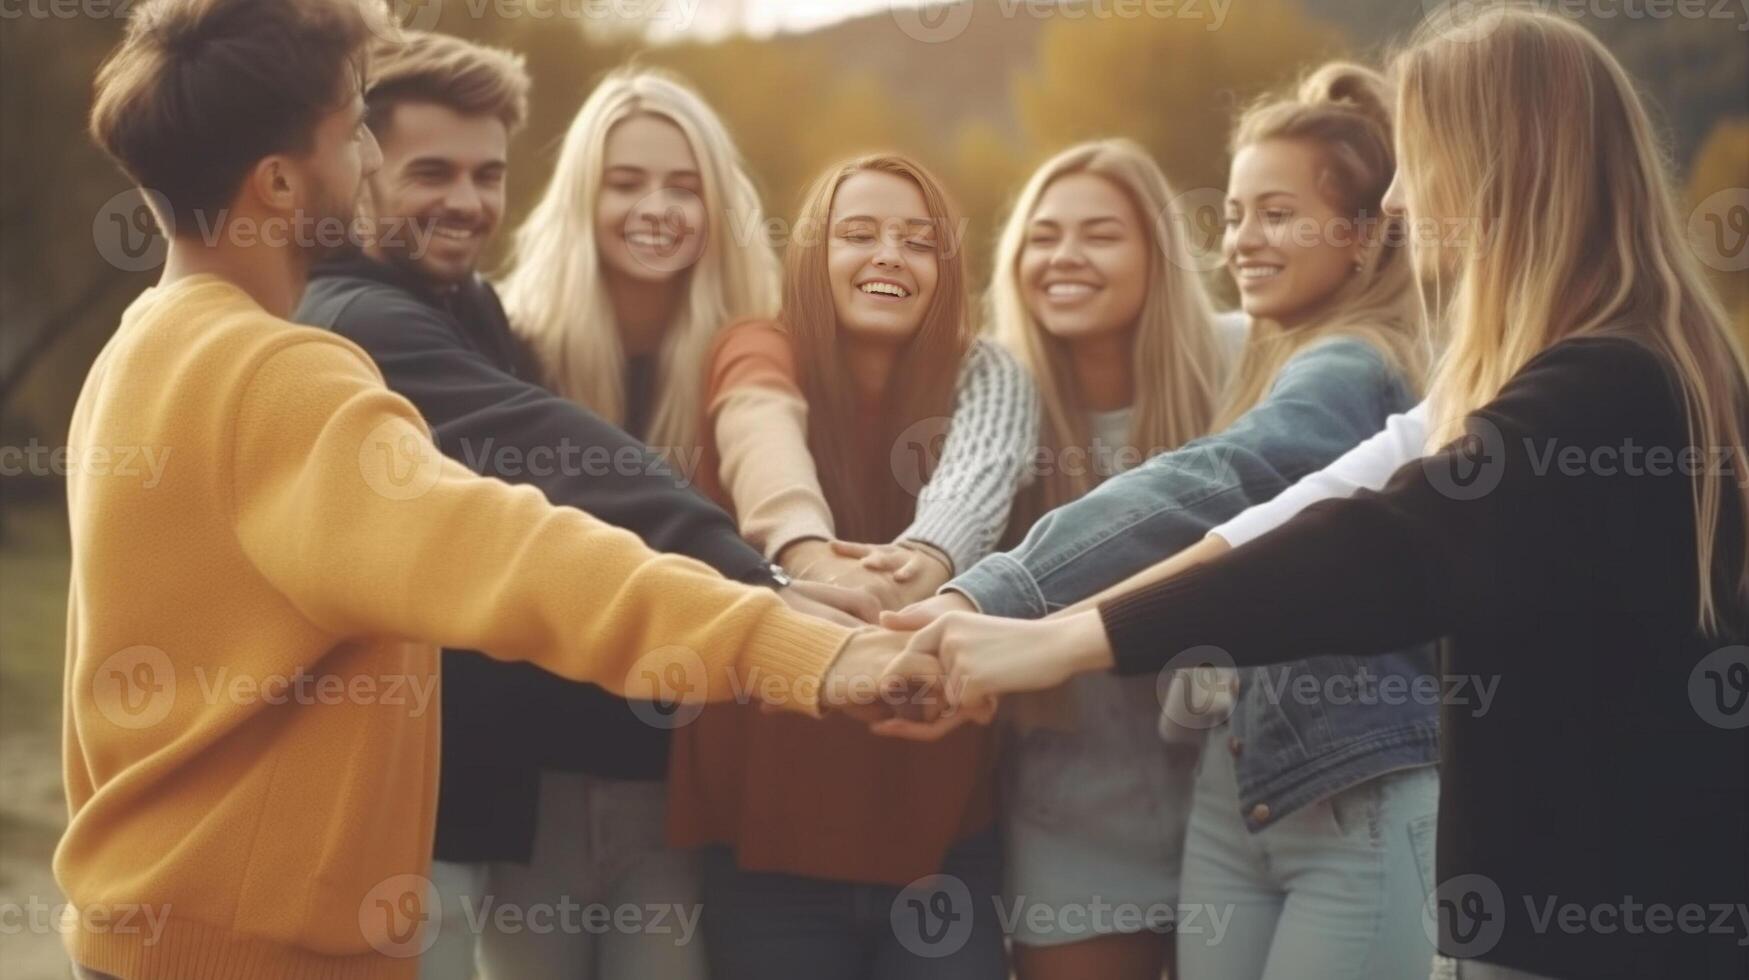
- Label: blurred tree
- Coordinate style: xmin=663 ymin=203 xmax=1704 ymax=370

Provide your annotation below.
xmin=949 ymin=119 xmax=1035 ymax=294
xmin=6 ymin=0 xmax=1745 ymax=443
xmin=1012 ymin=0 xmax=1347 ymax=197
xmin=0 ymin=15 xmax=147 ymax=440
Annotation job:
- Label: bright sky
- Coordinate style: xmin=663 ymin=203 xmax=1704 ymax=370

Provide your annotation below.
xmin=653 ymin=0 xmax=943 ymax=40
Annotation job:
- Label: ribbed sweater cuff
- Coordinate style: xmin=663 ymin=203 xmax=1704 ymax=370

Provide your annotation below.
xmin=1098 ymin=570 xmax=1225 ymax=677
xmin=763 ymin=521 xmax=833 ymax=562
xmin=743 ymin=606 xmax=854 ymax=718
xmin=899 ymin=510 xmax=984 ymax=575
xmin=70 ymin=917 xmax=415 ymax=980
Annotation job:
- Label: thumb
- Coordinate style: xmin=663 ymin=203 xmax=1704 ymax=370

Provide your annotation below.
xmin=882 ymin=602 xmax=946 ymax=631
xmin=902 ymin=611 xmax=956 ymax=663
xmin=880 ymin=650 xmax=948 ymax=717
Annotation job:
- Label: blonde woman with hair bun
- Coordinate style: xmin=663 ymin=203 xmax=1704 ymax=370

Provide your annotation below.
xmin=887 ymin=62 xmax=1443 ymax=980
xmin=887 ymin=7 xmax=1749 ymax=980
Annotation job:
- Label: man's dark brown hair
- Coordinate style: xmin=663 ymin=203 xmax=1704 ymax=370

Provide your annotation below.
xmin=89 ymin=0 xmax=392 ymax=234
xmin=365 ymin=31 xmax=531 ymax=139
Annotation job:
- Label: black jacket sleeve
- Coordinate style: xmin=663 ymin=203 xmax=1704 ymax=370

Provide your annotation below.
xmin=324 ymin=287 xmax=770 ymax=580
xmin=1098 ymin=336 xmax=1686 ymax=673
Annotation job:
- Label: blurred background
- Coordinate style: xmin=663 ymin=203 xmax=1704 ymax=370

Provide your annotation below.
xmin=1 ymin=0 xmax=1744 ymax=974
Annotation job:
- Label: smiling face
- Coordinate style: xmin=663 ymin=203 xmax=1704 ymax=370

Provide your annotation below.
xmin=826 ymin=169 xmax=940 ymax=345
xmin=1018 ymin=172 xmax=1150 ymax=345
xmin=594 ymin=113 xmax=708 ymax=284
xmin=364 ymin=101 xmax=505 ymax=285
xmin=1223 ymin=138 xmax=1363 ymax=325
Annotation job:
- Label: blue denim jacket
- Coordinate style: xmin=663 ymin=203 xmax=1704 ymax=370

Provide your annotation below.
xmin=951 ymin=337 xmax=1440 ymax=831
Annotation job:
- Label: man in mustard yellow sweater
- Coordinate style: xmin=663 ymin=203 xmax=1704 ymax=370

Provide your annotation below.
xmin=60 ymin=2 xmax=935 ymax=977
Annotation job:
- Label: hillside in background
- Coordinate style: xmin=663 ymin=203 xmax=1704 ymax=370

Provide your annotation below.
xmin=3 ymin=0 xmax=1744 ymax=449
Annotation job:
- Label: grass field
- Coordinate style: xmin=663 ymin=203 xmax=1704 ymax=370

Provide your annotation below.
xmin=1 ymin=496 xmax=75 ymax=979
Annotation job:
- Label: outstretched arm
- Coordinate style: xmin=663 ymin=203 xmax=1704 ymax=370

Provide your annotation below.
xmin=230 ymin=336 xmax=920 ymax=719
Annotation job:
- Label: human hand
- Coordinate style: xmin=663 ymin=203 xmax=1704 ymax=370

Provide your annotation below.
xmin=880 ymin=590 xmax=976 ymax=632
xmin=828 ymin=540 xmax=953 ymax=608
xmin=776 ymin=538 xmax=837 ymax=579
xmin=869 ymin=610 xmax=1112 ymax=740
xmin=816 ymin=627 xmax=947 ymax=724
xmin=777 ymin=577 xmax=881 ymax=627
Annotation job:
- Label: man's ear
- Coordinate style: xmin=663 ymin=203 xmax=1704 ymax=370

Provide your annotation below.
xmin=246 ymin=155 xmax=300 ymax=217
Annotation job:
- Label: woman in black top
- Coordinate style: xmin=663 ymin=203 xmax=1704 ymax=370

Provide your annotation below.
xmin=879 ymin=7 xmax=1749 ymax=979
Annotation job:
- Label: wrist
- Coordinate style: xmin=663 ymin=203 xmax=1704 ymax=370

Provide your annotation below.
xmin=898 ymin=538 xmax=955 ymax=577
xmin=1061 ymin=610 xmax=1116 ymax=674
xmin=777 ymin=537 xmax=830 ymax=570
xmin=738 ymin=560 xmax=792 ymax=590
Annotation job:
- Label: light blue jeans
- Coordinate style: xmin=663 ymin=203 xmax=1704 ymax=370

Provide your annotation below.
xmin=1001 ymin=673 xmax=1199 ymax=946
xmin=1178 ymin=723 xmax=1440 ymax=980
xmin=418 ymin=773 xmax=705 ymax=980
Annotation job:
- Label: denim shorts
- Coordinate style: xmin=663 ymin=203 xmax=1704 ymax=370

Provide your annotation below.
xmin=1000 ymin=671 xmax=1200 ymax=947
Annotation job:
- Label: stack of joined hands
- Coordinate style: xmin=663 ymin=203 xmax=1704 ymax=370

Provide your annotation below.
xmin=775 ymin=538 xmax=1117 ymax=741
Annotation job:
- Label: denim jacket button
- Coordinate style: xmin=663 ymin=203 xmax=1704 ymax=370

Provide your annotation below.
xmin=1228 ymin=735 xmax=1243 ymax=756
xmin=1250 ymin=803 xmax=1271 ymax=823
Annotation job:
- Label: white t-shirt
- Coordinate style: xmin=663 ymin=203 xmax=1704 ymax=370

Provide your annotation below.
xmin=1211 ymin=400 xmax=1431 ymax=548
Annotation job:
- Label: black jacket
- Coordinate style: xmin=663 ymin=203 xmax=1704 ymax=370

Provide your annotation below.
xmin=1102 ymin=337 xmax=1748 ymax=979
xmin=295 ymin=251 xmax=773 ymax=863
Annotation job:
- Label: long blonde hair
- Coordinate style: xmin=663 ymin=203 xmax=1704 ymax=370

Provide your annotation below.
xmin=990 ymin=139 xmax=1228 ymax=509
xmin=1400 ymin=3 xmax=1749 ymax=632
xmin=1215 ymin=62 xmax=1431 ymax=429
xmin=499 ymin=66 xmax=780 ymax=453
xmin=782 ymin=154 xmax=972 ymax=541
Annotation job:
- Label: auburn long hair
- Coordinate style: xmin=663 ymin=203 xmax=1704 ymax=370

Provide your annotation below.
xmin=1215 ymin=61 xmax=1432 ymax=428
xmin=782 ymin=154 xmax=972 ymax=541
xmin=1400 ymin=3 xmax=1749 ymax=633
xmin=990 ymin=139 xmax=1228 ymax=513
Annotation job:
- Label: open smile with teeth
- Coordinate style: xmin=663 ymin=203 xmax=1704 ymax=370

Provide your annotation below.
xmin=1237 ymin=265 xmax=1284 ymax=282
xmin=627 ymin=230 xmax=680 ymax=248
xmin=859 ymin=281 xmax=911 ymax=299
xmin=433 ymin=225 xmax=478 ymax=244
xmin=1044 ymin=282 xmax=1100 ymax=299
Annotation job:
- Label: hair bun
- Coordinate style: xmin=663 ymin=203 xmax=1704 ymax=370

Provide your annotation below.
xmin=1297 ymin=61 xmax=1394 ymax=140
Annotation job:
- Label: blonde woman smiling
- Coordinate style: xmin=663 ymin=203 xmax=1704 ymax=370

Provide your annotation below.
xmin=895 ymin=8 xmax=1749 ymax=980
xmin=891 ymin=64 xmax=1443 ymax=980
xmin=977 ymin=139 xmax=1232 ymax=980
